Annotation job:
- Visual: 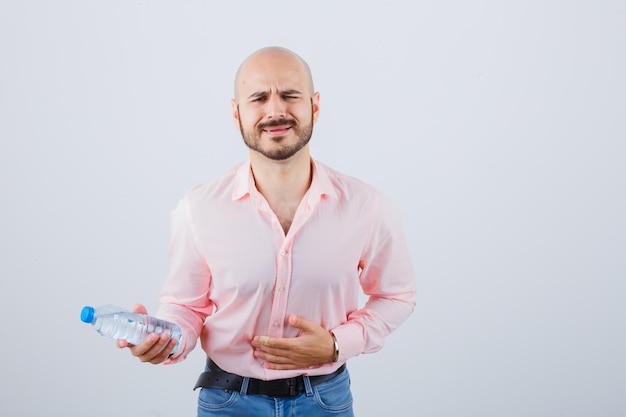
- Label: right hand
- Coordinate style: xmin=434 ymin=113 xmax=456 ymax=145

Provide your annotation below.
xmin=116 ymin=303 xmax=178 ymax=365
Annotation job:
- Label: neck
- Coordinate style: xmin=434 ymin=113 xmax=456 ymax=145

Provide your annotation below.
xmin=250 ymin=148 xmax=312 ymax=203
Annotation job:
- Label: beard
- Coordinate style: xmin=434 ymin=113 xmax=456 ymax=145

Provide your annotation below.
xmin=237 ymin=103 xmax=314 ymax=161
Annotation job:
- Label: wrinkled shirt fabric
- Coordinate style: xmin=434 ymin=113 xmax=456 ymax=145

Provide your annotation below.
xmin=157 ymin=159 xmax=416 ymax=380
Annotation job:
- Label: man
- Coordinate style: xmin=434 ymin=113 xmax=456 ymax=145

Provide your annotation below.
xmin=118 ymin=46 xmax=417 ymax=417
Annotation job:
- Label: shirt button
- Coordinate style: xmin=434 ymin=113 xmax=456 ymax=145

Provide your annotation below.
xmin=273 ymin=321 xmax=281 ymax=327
xmin=280 ymin=249 xmax=286 ymax=256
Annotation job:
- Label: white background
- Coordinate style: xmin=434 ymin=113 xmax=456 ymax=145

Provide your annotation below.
xmin=1 ymin=1 xmax=625 ymax=416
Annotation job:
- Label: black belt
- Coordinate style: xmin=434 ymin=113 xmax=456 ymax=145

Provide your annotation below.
xmin=194 ymin=358 xmax=346 ymax=397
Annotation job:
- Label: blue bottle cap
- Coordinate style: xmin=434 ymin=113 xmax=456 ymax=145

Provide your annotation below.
xmin=81 ymin=306 xmax=95 ymax=323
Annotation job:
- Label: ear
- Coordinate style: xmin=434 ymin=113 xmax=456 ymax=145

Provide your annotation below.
xmin=312 ymin=92 xmax=321 ymax=123
xmin=231 ymin=99 xmax=241 ymax=130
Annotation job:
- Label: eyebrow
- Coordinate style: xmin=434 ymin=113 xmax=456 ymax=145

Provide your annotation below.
xmin=247 ymin=89 xmax=304 ymax=100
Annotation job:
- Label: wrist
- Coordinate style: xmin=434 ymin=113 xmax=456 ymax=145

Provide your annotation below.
xmin=331 ymin=333 xmax=339 ymax=363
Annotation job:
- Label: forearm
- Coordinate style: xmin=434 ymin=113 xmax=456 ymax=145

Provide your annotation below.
xmin=331 ymin=295 xmax=415 ymax=362
xmin=155 ymin=302 xmax=206 ymax=362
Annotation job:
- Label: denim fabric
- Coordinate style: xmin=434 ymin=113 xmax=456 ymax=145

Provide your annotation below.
xmin=197 ymin=367 xmax=354 ymax=417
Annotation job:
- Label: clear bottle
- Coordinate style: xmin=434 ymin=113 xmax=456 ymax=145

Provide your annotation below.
xmin=80 ymin=304 xmax=182 ymax=355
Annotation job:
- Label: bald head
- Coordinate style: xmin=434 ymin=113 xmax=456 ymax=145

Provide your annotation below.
xmin=233 ymin=47 xmax=315 ymax=102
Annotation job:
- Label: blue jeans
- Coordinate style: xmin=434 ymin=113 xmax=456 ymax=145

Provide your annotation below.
xmin=197 ymin=366 xmax=354 ymax=417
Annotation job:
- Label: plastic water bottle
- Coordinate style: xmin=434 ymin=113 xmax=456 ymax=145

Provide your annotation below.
xmin=80 ymin=304 xmax=182 ymax=355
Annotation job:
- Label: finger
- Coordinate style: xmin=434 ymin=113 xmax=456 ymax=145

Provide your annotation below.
xmin=254 ymin=344 xmax=292 ymax=360
xmin=287 ymin=314 xmax=315 ymax=332
xmin=117 ymin=339 xmax=133 ymax=349
xmin=254 ymin=349 xmax=288 ymax=363
xmin=133 ymin=303 xmax=148 ymax=315
xmin=253 ymin=337 xmax=293 ymax=353
xmin=265 ymin=362 xmax=300 ymax=370
xmin=131 ymin=333 xmax=169 ymax=362
xmin=140 ymin=335 xmax=174 ymax=364
xmin=129 ymin=333 xmax=159 ymax=355
xmin=253 ymin=335 xmax=279 ymax=348
xmin=149 ymin=337 xmax=178 ymax=364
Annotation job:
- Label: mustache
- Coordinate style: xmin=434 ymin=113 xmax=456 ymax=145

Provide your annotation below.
xmin=257 ymin=118 xmax=297 ymax=130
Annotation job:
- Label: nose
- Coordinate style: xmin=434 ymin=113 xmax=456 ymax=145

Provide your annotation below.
xmin=264 ymin=93 xmax=287 ymax=119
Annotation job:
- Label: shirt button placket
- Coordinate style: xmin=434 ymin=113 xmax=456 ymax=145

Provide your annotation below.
xmin=269 ymin=244 xmax=291 ymax=337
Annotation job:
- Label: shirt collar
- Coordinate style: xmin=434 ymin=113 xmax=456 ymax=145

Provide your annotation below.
xmin=232 ymin=160 xmax=253 ymax=201
xmin=231 ymin=158 xmax=338 ymax=201
xmin=309 ymin=159 xmax=338 ymax=201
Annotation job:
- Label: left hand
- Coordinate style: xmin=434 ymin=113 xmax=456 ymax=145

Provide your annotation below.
xmin=116 ymin=303 xmax=178 ymax=365
xmin=252 ymin=315 xmax=335 ymax=370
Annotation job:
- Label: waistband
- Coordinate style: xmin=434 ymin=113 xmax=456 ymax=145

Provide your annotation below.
xmin=194 ymin=358 xmax=347 ymax=397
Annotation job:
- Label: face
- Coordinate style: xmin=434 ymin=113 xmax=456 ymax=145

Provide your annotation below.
xmin=236 ymin=101 xmax=314 ymax=161
xmin=232 ymin=51 xmax=320 ymax=161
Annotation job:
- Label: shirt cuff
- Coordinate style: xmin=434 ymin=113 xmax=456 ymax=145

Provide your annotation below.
xmin=156 ymin=305 xmax=201 ymax=364
xmin=330 ymin=322 xmax=364 ymax=363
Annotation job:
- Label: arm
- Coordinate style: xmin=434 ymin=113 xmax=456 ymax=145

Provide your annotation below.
xmin=156 ymin=194 xmax=214 ymax=363
xmin=254 ymin=193 xmax=417 ymax=368
xmin=333 ymin=193 xmax=417 ymax=361
xmin=119 ymin=195 xmax=213 ymax=365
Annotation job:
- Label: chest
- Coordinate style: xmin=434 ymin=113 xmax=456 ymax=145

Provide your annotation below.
xmin=193 ymin=198 xmax=370 ymax=295
xmin=268 ymin=199 xmax=299 ymax=234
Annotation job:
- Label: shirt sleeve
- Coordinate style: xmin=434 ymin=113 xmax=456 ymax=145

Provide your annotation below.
xmin=155 ymin=194 xmax=214 ymax=363
xmin=331 ymin=192 xmax=417 ymax=361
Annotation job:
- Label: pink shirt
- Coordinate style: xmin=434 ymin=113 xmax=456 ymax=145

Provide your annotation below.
xmin=156 ymin=159 xmax=416 ymax=380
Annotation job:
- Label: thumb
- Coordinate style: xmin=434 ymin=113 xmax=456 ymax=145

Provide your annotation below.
xmin=288 ymin=314 xmax=313 ymax=331
xmin=133 ymin=303 xmax=148 ymax=315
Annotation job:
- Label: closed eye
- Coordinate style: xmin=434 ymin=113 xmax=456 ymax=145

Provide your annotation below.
xmin=247 ymin=90 xmax=303 ymax=103
xmin=249 ymin=94 xmax=267 ymax=103
xmin=281 ymin=89 xmax=303 ymax=100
